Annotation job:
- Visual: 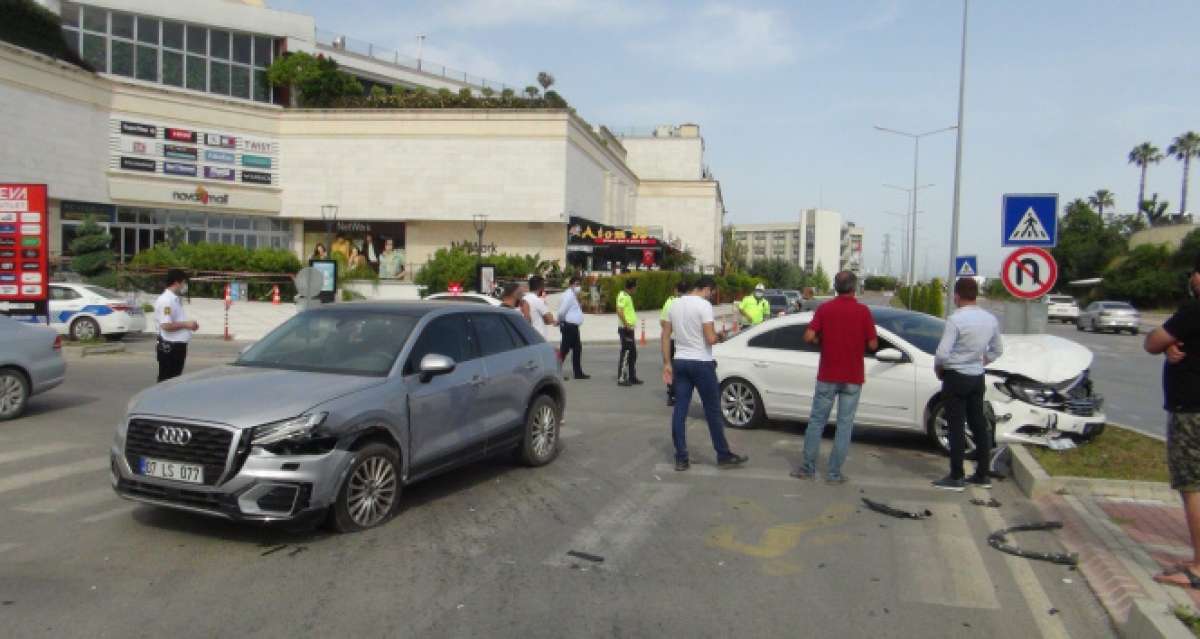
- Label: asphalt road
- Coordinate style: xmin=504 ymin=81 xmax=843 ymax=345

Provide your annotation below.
xmin=1 ymin=339 xmax=1115 ymax=638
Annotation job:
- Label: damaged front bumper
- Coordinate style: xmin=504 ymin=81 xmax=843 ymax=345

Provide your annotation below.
xmin=989 ymin=394 xmax=1106 ymax=447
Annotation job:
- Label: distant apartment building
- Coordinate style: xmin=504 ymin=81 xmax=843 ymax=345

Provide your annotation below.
xmin=841 ymin=223 xmax=865 ymax=275
xmin=730 ymin=208 xmax=848 ymax=276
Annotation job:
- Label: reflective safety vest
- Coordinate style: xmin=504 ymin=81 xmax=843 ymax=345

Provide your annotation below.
xmin=739 ymin=295 xmax=770 ymax=324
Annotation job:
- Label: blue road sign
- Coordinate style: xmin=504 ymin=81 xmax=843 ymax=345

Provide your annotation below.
xmin=954 ymin=255 xmax=978 ymax=278
xmin=1002 ymin=193 xmax=1058 ymax=247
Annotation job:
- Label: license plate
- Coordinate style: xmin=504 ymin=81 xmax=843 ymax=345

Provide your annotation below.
xmin=139 ymin=457 xmax=204 ymax=484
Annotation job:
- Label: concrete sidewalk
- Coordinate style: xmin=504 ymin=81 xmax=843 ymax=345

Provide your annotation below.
xmin=146 ymin=297 xmax=744 ymax=343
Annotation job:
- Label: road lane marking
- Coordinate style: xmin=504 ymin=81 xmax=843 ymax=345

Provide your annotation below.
xmin=16 ymin=487 xmax=118 ymax=514
xmin=978 ymin=498 xmax=1071 ymax=638
xmin=651 ymin=463 xmax=942 ymax=492
xmin=81 ymin=505 xmax=137 ymax=523
xmin=0 ymin=443 xmax=85 ymax=466
xmin=0 ymin=459 xmax=106 ymax=496
xmin=544 ymin=482 xmax=687 ymax=571
xmin=892 ymin=501 xmax=1001 ymax=610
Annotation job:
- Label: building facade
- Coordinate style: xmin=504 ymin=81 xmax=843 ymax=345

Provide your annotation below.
xmin=730 ymin=208 xmax=850 ymax=277
xmin=4 ymin=0 xmax=726 ymax=288
xmin=840 ymin=223 xmax=865 ymax=276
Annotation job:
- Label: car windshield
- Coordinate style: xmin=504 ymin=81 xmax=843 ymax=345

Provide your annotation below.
xmin=235 ymin=311 xmax=419 ymax=376
xmin=870 ymin=308 xmax=946 ymax=355
xmin=83 ymin=285 xmax=121 ymax=299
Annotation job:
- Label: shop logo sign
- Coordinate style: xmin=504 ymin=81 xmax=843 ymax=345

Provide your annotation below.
xmin=204 ymin=150 xmax=235 ymax=164
xmin=241 ymin=154 xmax=272 ymax=169
xmin=243 ymin=139 xmax=273 ymax=154
xmin=0 ymin=186 xmax=28 ymax=211
xmin=165 ymin=128 xmax=197 ymax=143
xmin=203 ymin=166 xmax=235 ymax=181
xmin=120 ymin=121 xmax=157 ymax=137
xmin=204 ymin=133 xmax=237 ymax=149
xmin=163 ymin=161 xmax=197 ymax=177
xmin=163 ymin=144 xmax=197 ymax=161
xmin=173 ymin=186 xmax=228 ymax=205
xmin=120 ymin=156 xmax=156 ymax=172
xmin=240 ymin=170 xmax=272 ymax=185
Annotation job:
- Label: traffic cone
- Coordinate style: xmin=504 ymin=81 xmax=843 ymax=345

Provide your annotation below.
xmin=271 ymin=285 xmax=281 ymax=305
xmin=223 ymin=283 xmax=232 ymax=308
xmin=639 ymin=319 xmax=647 ymax=346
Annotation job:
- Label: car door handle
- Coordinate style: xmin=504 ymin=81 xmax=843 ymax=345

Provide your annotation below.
xmin=471 ymin=375 xmax=487 ymax=387
xmin=753 ymin=361 xmax=769 ymax=368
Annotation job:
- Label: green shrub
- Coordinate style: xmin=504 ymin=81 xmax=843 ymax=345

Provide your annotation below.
xmin=127 ymin=242 xmax=302 ymax=301
xmin=598 ymin=271 xmax=682 ymax=312
xmin=68 ymin=215 xmax=113 ymax=277
xmin=896 ymin=279 xmax=944 ymax=317
xmin=1102 ymin=244 xmax=1185 ymax=307
xmin=414 ymin=245 xmax=477 ymax=295
xmin=864 ymin=275 xmax=898 ymax=291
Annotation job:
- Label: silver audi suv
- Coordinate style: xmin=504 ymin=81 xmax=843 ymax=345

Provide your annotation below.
xmin=111 ymin=302 xmax=564 ymax=532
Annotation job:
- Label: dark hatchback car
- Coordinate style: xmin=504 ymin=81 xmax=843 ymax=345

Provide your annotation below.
xmin=111 ymin=303 xmax=564 ymax=532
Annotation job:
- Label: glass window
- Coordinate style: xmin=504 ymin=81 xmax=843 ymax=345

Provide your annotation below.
xmin=210 ymin=30 xmax=229 ymax=59
xmin=239 ymin=312 xmax=418 ymax=377
xmin=82 ymin=33 xmax=106 ymax=72
xmin=406 ymin=315 xmax=474 ymax=373
xmin=185 ymin=55 xmax=206 ymax=91
xmin=61 ymin=3 xmax=79 ymax=27
xmin=207 ymin=231 xmax=219 ymax=243
xmin=221 ymin=232 xmax=232 ymax=244
xmin=137 ymin=228 xmax=151 ymax=252
xmin=253 ymin=218 xmax=270 ymax=231
xmin=111 ymin=12 xmax=133 ymax=38
xmin=234 ymin=216 xmax=251 ymax=230
xmin=271 ymin=237 xmax=281 ymax=248
xmin=63 ymin=30 xmax=81 ymax=58
xmin=162 ymin=50 xmax=183 ymax=86
xmin=210 ymin=61 xmax=230 ymax=95
xmin=230 ymin=65 xmax=250 ymax=99
xmin=111 ymin=40 xmax=133 ymax=77
xmin=246 ymin=235 xmax=257 ymax=249
xmin=473 ymin=314 xmax=520 ymax=356
xmin=82 ymin=5 xmax=107 ymax=32
xmin=253 ymin=36 xmax=271 ymax=68
xmin=208 ymin=215 xmax=221 ymax=229
xmin=233 ymin=233 xmax=245 ymax=247
xmin=221 ymin=215 xmax=235 ymax=230
xmin=136 ymin=17 xmax=159 ymax=44
xmin=187 ymin=213 xmax=205 ymax=227
xmin=186 ymin=25 xmax=206 ymax=54
xmin=280 ymin=221 xmax=291 ymax=232
xmin=135 ymin=45 xmax=157 ymax=82
xmin=232 ymin=33 xmax=251 ymax=64
xmin=187 ymin=230 xmax=205 ymax=245
xmin=162 ymin=21 xmax=184 ymax=50
xmin=253 ymin=69 xmax=270 ymax=102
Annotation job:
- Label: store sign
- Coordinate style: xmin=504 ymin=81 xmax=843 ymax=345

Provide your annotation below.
xmin=241 ymin=154 xmax=272 ymax=169
xmin=120 ymin=138 xmax=151 ymax=155
xmin=163 ymin=161 xmax=197 ymax=177
xmin=240 ymin=170 xmax=272 ymax=185
xmin=120 ymin=157 xmax=156 ymax=172
xmin=120 ymin=121 xmax=157 ymax=137
xmin=0 ymin=184 xmax=48 ymax=304
xmin=165 ymin=127 xmax=196 ymax=143
xmin=567 ymin=216 xmax=658 ymax=246
xmin=203 ymin=166 xmax=235 ymax=181
xmin=61 ymin=200 xmax=116 ymax=222
xmin=205 ymin=150 xmax=235 ymax=164
xmin=204 ymin=133 xmax=236 ymax=148
xmin=243 ymin=138 xmax=274 ymax=154
xmin=172 ymin=185 xmax=228 ymax=205
xmin=163 ymin=144 xmax=197 ymax=161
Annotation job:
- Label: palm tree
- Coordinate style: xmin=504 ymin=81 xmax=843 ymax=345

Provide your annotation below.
xmin=536 ymin=71 xmax=555 ymax=92
xmin=1129 ymin=142 xmax=1164 ymax=219
xmin=523 ymin=85 xmax=540 ymax=100
xmin=1140 ymin=193 xmax=1170 ymax=227
xmin=1167 ymin=131 xmax=1200 ymax=214
xmin=1087 ymin=189 xmax=1115 ymax=219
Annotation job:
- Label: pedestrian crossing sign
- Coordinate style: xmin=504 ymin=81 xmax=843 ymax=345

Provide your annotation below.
xmin=1002 ymin=194 xmax=1058 ymax=247
xmin=955 ymin=255 xmax=978 ymax=278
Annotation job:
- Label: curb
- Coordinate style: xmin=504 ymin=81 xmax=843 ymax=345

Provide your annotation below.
xmin=1010 ymin=444 xmax=1175 ymax=502
xmin=80 ymin=343 xmax=126 ymax=357
xmin=1123 ymin=599 xmax=1194 ymax=639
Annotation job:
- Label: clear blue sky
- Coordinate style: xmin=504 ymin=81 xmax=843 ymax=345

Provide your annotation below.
xmin=271 ymin=0 xmax=1200 ymax=278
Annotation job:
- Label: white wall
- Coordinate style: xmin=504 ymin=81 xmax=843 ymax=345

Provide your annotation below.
xmin=636 ymin=181 xmax=723 ymax=268
xmin=806 ymin=208 xmax=842 ymax=276
xmin=619 ymin=137 xmax=703 ymax=181
xmin=564 ymin=141 xmax=607 ymax=224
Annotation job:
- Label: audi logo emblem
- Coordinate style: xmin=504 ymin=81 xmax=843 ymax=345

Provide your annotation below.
xmin=154 ymin=426 xmax=192 ymax=445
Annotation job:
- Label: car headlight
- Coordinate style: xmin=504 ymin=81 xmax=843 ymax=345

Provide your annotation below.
xmin=997 ymin=375 xmax=1082 ymax=408
xmin=251 ymin=413 xmax=328 ymax=446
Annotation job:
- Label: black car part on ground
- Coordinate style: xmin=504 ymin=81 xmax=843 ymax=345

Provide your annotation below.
xmin=861 ymin=497 xmax=932 ymax=520
xmin=987 ymin=521 xmax=1079 ymax=566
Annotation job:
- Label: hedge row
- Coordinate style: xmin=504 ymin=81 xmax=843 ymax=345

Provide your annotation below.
xmin=596 ymin=271 xmax=763 ymax=312
xmin=128 ymin=243 xmax=303 ymax=302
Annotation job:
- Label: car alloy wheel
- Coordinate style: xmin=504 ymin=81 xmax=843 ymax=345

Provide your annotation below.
xmin=720 ymin=378 xmax=763 ymax=429
xmin=336 ymin=445 xmax=400 ymax=532
xmin=929 ymin=400 xmax=996 ymax=457
xmin=71 ymin=317 xmax=99 ymax=341
xmin=531 ymin=403 xmax=557 ymax=461
xmin=0 ymin=369 xmax=29 ymax=420
xmin=520 ymin=395 xmax=560 ymax=467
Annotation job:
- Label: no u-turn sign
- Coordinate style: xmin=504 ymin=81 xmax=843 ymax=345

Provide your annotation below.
xmin=1001 ymin=247 xmax=1058 ymax=299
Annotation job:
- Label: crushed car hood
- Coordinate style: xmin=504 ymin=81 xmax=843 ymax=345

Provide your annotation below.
xmin=986 ymin=335 xmax=1093 ymax=384
xmin=129 ymin=365 xmax=386 ymax=428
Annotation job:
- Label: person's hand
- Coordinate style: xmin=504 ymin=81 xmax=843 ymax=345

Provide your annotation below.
xmin=190 ymin=321 xmax=200 ymax=331
xmin=1167 ymin=342 xmax=1186 ymax=364
xmin=662 ymin=363 xmax=673 ymax=386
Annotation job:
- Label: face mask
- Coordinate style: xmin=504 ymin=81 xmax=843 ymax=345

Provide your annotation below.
xmin=754 ymin=292 xmax=763 ymax=299
xmin=573 ymin=286 xmax=582 ymax=294
xmin=179 ymin=283 xmax=188 ymax=295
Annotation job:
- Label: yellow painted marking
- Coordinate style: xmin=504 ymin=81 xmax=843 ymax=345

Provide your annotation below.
xmin=706 ymin=502 xmax=854 ymax=561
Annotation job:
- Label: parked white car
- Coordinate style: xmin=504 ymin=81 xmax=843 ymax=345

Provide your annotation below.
xmin=1045 ymin=294 xmax=1080 ymax=323
xmin=712 ymin=307 xmax=1106 ymax=453
xmin=1077 ymin=301 xmax=1141 ymax=335
xmin=49 ymin=283 xmax=145 ymax=341
xmin=424 ymin=292 xmax=502 ymax=306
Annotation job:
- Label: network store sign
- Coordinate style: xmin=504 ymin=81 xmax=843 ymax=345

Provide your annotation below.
xmin=110 ymin=116 xmax=279 ymax=188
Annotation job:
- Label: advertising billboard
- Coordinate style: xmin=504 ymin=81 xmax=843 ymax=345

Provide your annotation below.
xmin=0 ymin=184 xmax=49 ymax=306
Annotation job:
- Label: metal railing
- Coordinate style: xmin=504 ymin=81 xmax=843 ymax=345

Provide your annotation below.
xmin=314 ymin=30 xmax=512 ymax=92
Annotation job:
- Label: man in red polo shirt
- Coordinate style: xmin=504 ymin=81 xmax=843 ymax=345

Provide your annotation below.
xmin=791 ymin=271 xmax=878 ymax=483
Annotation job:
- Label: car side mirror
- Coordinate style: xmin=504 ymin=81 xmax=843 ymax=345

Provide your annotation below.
xmin=418 ymin=353 xmax=456 ymax=383
xmin=875 ymin=348 xmax=906 ymax=364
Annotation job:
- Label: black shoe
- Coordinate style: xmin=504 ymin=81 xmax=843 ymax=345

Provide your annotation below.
xmin=965 ymin=475 xmax=992 ymax=489
xmin=675 ymin=459 xmax=690 ymax=472
xmin=932 ymin=475 xmax=966 ymax=491
xmin=575 ymin=373 xmax=591 ymax=380
xmin=630 ymin=379 xmax=645 ymax=385
xmin=618 ymin=381 xmax=633 ymax=387
xmin=789 ymin=468 xmax=815 ymax=480
xmin=718 ymin=454 xmax=749 ymax=468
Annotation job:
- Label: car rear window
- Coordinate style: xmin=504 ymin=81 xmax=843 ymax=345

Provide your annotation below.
xmin=1103 ymin=302 xmax=1134 ymax=310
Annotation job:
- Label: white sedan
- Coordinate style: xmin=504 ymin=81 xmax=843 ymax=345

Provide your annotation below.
xmin=712 ymin=307 xmax=1106 ymax=453
xmin=49 ymin=282 xmax=145 ymax=341
xmin=425 ymin=292 xmax=502 ymax=306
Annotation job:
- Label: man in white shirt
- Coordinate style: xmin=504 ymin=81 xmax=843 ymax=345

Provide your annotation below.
xmin=557 ymin=276 xmax=588 ymax=380
xmin=154 ymin=269 xmax=199 ymax=382
xmin=661 ymin=276 xmax=748 ymax=472
xmin=522 ymin=275 xmax=555 ymax=339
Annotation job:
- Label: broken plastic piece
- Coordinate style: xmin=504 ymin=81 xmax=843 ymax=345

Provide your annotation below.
xmin=987 ymin=522 xmax=1079 ymax=566
xmin=969 ymin=498 xmax=1002 ymax=508
xmin=567 ymin=550 xmax=604 ymax=563
xmin=862 ymin=497 xmax=933 ymax=520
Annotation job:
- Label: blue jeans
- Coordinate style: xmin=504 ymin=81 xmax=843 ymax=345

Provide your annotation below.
xmin=802 ymin=381 xmax=862 ymax=480
xmin=671 ymin=359 xmax=733 ymax=463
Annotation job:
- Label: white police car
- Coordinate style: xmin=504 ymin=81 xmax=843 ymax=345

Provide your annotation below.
xmin=49 ymin=283 xmax=145 ymax=341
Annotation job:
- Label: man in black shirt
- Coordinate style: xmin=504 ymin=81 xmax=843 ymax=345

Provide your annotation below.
xmin=1145 ymin=257 xmax=1200 ymax=590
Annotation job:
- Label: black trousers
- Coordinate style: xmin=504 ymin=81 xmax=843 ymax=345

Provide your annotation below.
xmin=559 ymin=322 xmax=584 ymax=376
xmin=157 ymin=339 xmax=188 ymax=382
xmin=943 ymin=370 xmax=990 ymax=479
xmin=618 ymin=327 xmax=637 ymax=383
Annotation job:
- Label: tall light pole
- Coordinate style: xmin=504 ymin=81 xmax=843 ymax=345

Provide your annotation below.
xmin=472 ymin=214 xmax=488 ymax=293
xmin=945 ymin=0 xmax=970 ymax=318
xmin=416 ymin=34 xmax=426 ymax=70
xmin=320 ymin=204 xmax=338 ymax=254
xmin=882 ymin=210 xmax=909 ymax=281
xmin=875 ymin=125 xmax=956 ymax=295
xmin=883 ymin=181 xmax=933 ymax=288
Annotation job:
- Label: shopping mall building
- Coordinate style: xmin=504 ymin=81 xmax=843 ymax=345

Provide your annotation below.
xmin=2 ymin=0 xmax=726 ymax=293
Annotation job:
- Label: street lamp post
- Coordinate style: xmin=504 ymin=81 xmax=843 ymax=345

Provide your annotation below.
xmin=472 ymin=214 xmax=488 ymax=293
xmin=945 ymin=0 xmax=970 ymax=318
xmin=883 ymin=182 xmax=934 ymax=308
xmin=320 ymin=204 xmax=338 ymax=254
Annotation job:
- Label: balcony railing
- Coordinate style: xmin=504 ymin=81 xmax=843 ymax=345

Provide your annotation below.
xmin=315 ymin=30 xmax=512 ymax=92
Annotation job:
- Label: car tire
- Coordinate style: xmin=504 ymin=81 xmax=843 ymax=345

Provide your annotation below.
xmin=925 ymin=397 xmax=994 ymax=456
xmin=519 ymin=394 xmax=561 ymax=467
xmin=720 ymin=378 xmax=764 ymax=430
xmin=70 ymin=317 xmax=100 ymax=341
xmin=329 ymin=443 xmax=401 ymax=533
xmin=1129 ymin=328 xmax=1140 ymax=336
xmin=0 ymin=368 xmax=30 ymax=421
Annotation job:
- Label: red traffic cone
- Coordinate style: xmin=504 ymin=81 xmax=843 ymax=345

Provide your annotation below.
xmin=271 ymin=284 xmax=281 ymax=305
xmin=639 ymin=319 xmax=647 ymax=346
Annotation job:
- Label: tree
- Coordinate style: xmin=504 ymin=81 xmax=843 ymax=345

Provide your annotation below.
xmin=1175 ymin=228 xmax=1200 ymax=272
xmin=1168 ymin=131 xmax=1200 ymax=215
xmin=1102 ymin=244 xmax=1184 ymax=308
xmin=1052 ymin=199 xmax=1125 ymax=285
xmin=1129 ymin=141 xmax=1164 ymax=219
xmin=1140 ymin=193 xmax=1170 ymax=227
xmin=68 ymin=215 xmax=114 ymax=278
xmin=659 ymin=248 xmax=696 ymax=272
xmin=536 ymin=71 xmax=555 ymax=92
xmin=810 ymin=264 xmax=831 ymax=294
xmin=1088 ymin=189 xmax=1116 ymax=224
xmin=523 ymin=85 xmax=540 ymax=99
xmin=748 ymin=258 xmax=803 ymax=289
xmin=720 ymin=225 xmax=747 ymax=276
xmin=266 ymin=52 xmax=362 ymax=107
